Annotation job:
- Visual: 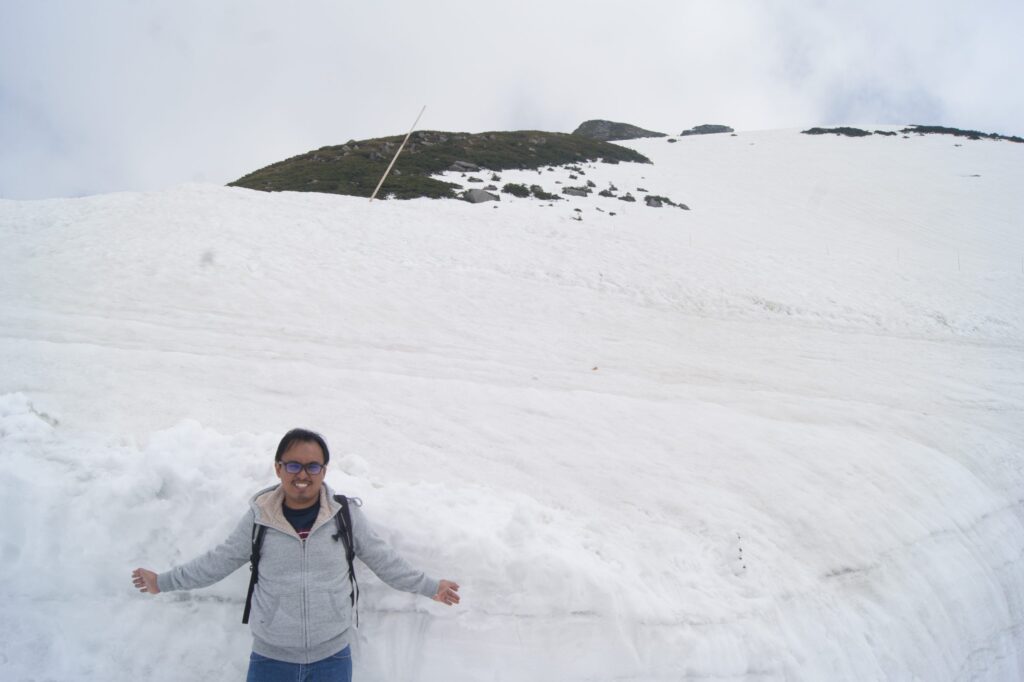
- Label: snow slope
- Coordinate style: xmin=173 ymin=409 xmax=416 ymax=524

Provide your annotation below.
xmin=1 ymin=128 xmax=1022 ymax=681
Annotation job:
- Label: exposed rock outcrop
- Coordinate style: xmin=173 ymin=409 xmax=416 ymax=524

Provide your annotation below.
xmin=462 ymin=188 xmax=499 ymax=203
xmin=679 ymin=124 xmax=734 ymax=136
xmin=573 ymin=120 xmax=667 ymax=142
xmin=644 ymin=194 xmax=690 ymax=210
xmin=802 ymin=127 xmax=872 ymax=138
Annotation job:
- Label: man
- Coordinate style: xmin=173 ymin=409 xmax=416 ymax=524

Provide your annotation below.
xmin=132 ymin=428 xmax=460 ymax=681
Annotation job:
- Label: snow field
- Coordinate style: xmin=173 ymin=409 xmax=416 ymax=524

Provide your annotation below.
xmin=0 ymin=128 xmax=1022 ymax=680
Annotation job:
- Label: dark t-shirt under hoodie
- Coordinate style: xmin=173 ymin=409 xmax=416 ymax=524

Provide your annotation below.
xmin=282 ymin=500 xmax=320 ymax=539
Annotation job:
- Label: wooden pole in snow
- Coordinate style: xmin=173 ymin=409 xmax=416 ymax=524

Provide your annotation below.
xmin=369 ymin=105 xmax=426 ymax=202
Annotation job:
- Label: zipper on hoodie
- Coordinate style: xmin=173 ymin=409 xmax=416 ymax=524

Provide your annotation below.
xmin=301 ymin=536 xmax=309 ymax=661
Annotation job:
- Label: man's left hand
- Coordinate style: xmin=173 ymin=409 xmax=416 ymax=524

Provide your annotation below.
xmin=432 ymin=579 xmax=460 ymax=606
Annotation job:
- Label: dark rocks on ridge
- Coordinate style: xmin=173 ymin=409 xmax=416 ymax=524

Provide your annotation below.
xmin=801 ymin=125 xmax=1023 ymax=143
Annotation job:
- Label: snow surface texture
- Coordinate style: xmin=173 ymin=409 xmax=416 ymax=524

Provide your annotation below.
xmin=1 ymin=128 xmax=1023 ymax=681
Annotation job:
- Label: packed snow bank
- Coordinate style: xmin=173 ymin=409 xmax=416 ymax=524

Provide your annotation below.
xmin=1 ymin=129 xmax=1022 ymax=680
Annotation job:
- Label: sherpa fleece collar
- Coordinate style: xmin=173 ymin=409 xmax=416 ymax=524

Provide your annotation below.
xmin=252 ymin=484 xmax=340 ymax=538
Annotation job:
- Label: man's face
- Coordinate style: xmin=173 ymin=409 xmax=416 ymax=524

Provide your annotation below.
xmin=275 ymin=440 xmax=326 ymax=509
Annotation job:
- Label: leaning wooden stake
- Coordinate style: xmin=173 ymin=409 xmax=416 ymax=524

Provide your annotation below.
xmin=369 ymin=105 xmax=426 ymax=202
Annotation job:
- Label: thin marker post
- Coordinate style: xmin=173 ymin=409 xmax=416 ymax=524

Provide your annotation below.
xmin=369 ymin=105 xmax=427 ymax=202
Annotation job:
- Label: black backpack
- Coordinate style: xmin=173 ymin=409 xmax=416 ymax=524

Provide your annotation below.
xmin=242 ymin=494 xmax=359 ymax=625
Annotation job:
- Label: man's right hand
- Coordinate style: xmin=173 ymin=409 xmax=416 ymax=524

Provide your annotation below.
xmin=132 ymin=568 xmax=160 ymax=594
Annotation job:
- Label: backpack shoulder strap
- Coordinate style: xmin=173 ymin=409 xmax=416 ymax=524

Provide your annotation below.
xmin=333 ymin=494 xmax=360 ymax=626
xmin=241 ymin=522 xmax=267 ymax=624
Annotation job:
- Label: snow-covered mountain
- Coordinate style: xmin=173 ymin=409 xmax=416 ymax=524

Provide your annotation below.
xmin=1 ymin=127 xmax=1022 ymax=681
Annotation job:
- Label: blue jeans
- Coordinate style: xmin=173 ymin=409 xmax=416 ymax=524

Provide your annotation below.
xmin=246 ymin=647 xmax=352 ymax=682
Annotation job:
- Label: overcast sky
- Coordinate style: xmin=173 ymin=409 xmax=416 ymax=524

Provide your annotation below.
xmin=2 ymin=0 xmax=1022 ymax=199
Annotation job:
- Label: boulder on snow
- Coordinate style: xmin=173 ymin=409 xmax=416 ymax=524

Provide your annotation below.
xmin=572 ymin=120 xmax=667 ymax=142
xmin=462 ymin=188 xmax=500 ymax=203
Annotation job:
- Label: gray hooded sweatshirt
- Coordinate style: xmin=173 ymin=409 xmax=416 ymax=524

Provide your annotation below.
xmin=157 ymin=483 xmax=439 ymax=664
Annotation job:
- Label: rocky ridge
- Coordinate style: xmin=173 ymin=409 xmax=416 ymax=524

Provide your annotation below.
xmin=229 ymin=130 xmax=650 ymax=200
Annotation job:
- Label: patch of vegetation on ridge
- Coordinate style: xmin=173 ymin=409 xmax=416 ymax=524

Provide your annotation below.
xmin=228 ymin=130 xmax=652 ymax=200
xmin=500 ymin=183 xmax=564 ymax=201
xmin=501 ymin=183 xmax=531 ymax=198
xmin=901 ymin=125 xmax=1023 ymax=143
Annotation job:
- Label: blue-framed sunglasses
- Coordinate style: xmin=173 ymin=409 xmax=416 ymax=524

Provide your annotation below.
xmin=279 ymin=461 xmax=325 ymax=475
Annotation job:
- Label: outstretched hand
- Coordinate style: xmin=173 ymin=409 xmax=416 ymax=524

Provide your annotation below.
xmin=432 ymin=579 xmax=460 ymax=606
xmin=132 ymin=568 xmax=160 ymax=595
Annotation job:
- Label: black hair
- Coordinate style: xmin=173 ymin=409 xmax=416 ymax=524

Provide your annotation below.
xmin=275 ymin=428 xmax=330 ymax=465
